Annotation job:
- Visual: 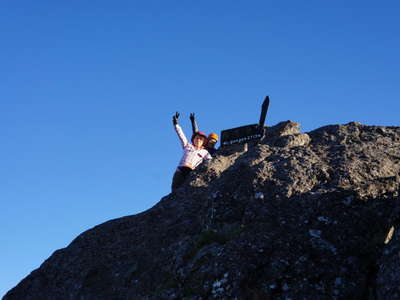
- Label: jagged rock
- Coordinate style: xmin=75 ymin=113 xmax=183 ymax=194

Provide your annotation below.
xmin=4 ymin=121 xmax=400 ymax=300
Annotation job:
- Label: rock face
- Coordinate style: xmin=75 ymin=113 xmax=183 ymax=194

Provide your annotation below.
xmin=4 ymin=121 xmax=400 ymax=300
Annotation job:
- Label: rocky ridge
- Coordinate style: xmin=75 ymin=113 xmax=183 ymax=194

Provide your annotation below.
xmin=4 ymin=121 xmax=400 ymax=299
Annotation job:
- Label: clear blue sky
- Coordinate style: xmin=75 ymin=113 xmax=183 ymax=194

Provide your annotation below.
xmin=1 ymin=1 xmax=399 ymax=296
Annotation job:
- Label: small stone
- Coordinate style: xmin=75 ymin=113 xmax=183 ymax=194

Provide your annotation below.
xmin=384 ymin=226 xmax=395 ymax=244
xmin=309 ymin=229 xmax=322 ymax=238
xmin=211 ymin=191 xmax=221 ymax=199
xmin=317 ymin=216 xmax=330 ymax=223
xmin=255 ymin=192 xmax=264 ymax=200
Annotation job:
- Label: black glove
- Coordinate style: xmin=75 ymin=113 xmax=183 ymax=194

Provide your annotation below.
xmin=190 ymin=113 xmax=195 ymax=122
xmin=172 ymin=112 xmax=180 ymax=125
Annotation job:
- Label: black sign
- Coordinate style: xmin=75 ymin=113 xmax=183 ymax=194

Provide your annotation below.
xmin=221 ymin=124 xmax=264 ymax=146
xmin=220 ymin=96 xmax=270 ymax=147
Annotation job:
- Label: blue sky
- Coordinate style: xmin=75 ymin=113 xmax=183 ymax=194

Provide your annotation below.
xmin=1 ymin=1 xmax=399 ymax=296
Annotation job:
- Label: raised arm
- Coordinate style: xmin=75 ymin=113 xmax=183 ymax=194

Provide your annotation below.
xmin=190 ymin=113 xmax=199 ymax=134
xmin=173 ymin=112 xmax=188 ymax=148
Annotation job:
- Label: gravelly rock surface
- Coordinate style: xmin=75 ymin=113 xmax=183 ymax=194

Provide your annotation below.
xmin=4 ymin=121 xmax=400 ymax=300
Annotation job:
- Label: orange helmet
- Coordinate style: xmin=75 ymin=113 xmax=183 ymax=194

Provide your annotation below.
xmin=208 ymin=133 xmax=219 ymax=141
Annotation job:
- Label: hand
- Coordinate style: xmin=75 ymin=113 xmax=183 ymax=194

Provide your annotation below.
xmin=173 ymin=112 xmax=180 ymax=125
xmin=190 ymin=113 xmax=195 ymax=122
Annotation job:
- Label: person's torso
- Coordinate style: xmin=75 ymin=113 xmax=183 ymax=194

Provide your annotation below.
xmin=179 ymin=144 xmax=209 ymax=169
xmin=207 ymin=146 xmax=217 ymax=156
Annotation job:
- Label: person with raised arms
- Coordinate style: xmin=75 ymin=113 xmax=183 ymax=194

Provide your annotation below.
xmin=171 ymin=112 xmax=211 ymax=191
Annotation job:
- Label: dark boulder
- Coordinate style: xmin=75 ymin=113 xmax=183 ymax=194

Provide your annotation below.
xmin=4 ymin=121 xmax=400 ymax=300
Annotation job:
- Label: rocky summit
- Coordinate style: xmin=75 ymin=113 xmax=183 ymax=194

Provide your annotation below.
xmin=4 ymin=121 xmax=400 ymax=300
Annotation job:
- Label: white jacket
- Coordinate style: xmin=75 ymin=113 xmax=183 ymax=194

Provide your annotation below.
xmin=174 ymin=124 xmax=211 ymax=169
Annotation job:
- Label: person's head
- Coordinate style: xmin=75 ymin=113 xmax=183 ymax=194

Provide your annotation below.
xmin=207 ymin=133 xmax=219 ymax=148
xmin=191 ymin=132 xmax=208 ymax=149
